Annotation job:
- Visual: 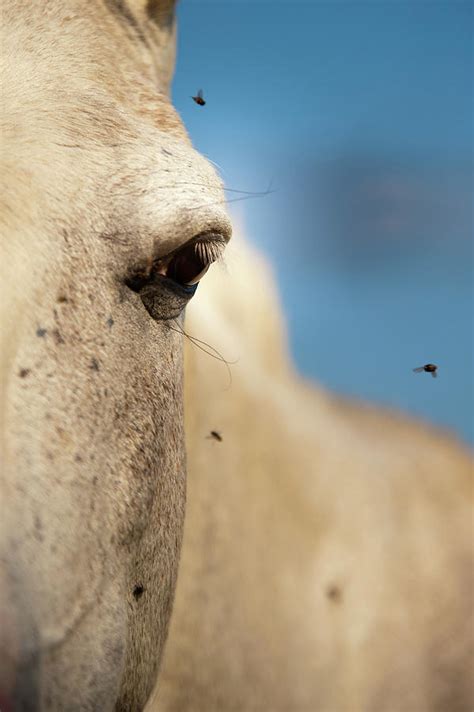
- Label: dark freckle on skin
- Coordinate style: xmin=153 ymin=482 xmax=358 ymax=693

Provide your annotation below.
xmin=326 ymin=584 xmax=343 ymax=604
xmin=52 ymin=329 xmax=65 ymax=345
xmin=36 ymin=327 xmax=47 ymax=337
xmin=57 ymin=294 xmax=68 ymax=303
xmin=133 ymin=585 xmax=145 ymax=600
xmin=90 ymin=357 xmax=100 ymax=371
xmin=74 ymin=453 xmax=83 ymax=462
xmin=106 ymin=316 xmax=114 ymax=328
xmin=34 ymin=515 xmax=44 ymax=541
xmin=19 ymin=368 xmax=31 ymax=378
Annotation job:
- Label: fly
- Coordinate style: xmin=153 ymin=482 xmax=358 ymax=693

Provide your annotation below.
xmin=191 ymin=89 xmax=206 ymax=106
xmin=413 ymin=363 xmax=438 ymax=378
xmin=206 ymin=430 xmax=222 ymax=442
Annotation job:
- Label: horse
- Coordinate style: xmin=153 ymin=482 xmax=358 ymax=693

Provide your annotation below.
xmin=0 ymin=1 xmax=472 ymax=710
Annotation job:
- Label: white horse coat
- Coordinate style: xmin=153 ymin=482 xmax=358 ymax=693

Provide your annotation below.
xmin=0 ymin=2 xmax=472 ymax=710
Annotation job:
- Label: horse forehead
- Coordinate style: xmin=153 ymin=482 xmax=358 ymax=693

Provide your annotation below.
xmin=1 ymin=0 xmax=227 ymax=209
xmin=2 ymin=0 xmax=185 ymax=138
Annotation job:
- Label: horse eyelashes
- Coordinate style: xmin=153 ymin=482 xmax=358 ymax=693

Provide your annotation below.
xmin=164 ymin=235 xmax=226 ymax=286
xmin=194 ymin=238 xmax=224 ymax=265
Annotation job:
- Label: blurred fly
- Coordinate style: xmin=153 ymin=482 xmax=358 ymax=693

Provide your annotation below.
xmin=413 ymin=363 xmax=438 ymax=378
xmin=191 ymin=89 xmax=206 ymax=106
xmin=206 ymin=430 xmax=222 ymax=442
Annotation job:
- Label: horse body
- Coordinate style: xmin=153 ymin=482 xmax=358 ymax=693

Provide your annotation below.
xmin=154 ymin=240 xmax=473 ymax=711
xmin=0 ymin=2 xmax=472 ymax=710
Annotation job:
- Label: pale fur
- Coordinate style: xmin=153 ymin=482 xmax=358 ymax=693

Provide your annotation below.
xmin=0 ymin=2 xmax=472 ymax=711
xmin=153 ymin=238 xmax=473 ymax=711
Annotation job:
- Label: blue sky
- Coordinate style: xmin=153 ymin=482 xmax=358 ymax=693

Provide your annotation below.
xmin=173 ymin=0 xmax=473 ymax=444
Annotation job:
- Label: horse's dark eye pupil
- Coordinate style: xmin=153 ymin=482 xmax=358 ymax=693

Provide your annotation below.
xmin=165 ymin=235 xmax=226 ymax=286
xmin=126 ymin=234 xmax=225 ymax=297
xmin=167 ymin=246 xmax=207 ymax=285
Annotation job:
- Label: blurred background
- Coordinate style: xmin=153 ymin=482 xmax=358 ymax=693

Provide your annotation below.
xmin=173 ymin=0 xmax=473 ymax=444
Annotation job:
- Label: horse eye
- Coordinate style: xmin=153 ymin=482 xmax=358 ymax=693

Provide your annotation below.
xmin=125 ymin=233 xmax=226 ymax=321
xmin=166 ymin=242 xmax=209 ymax=285
xmin=161 ymin=235 xmax=225 ymax=287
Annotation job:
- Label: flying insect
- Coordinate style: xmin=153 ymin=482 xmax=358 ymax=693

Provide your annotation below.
xmin=413 ymin=364 xmax=438 ymax=378
xmin=206 ymin=430 xmax=222 ymax=442
xmin=192 ymin=89 xmax=206 ymax=106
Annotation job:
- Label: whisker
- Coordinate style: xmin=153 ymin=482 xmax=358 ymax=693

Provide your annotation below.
xmin=184 ymin=187 xmax=276 ymax=213
xmin=153 ymin=181 xmax=275 ymax=196
xmin=103 ymin=180 xmax=277 ymax=205
xmin=168 ymin=319 xmax=237 ymax=389
xmin=199 ymin=153 xmax=226 ymax=173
